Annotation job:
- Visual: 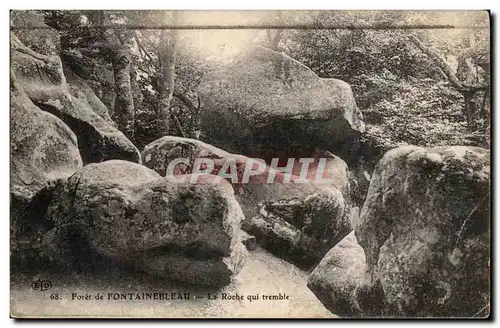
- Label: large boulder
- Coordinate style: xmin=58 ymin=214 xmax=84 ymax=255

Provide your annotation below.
xmin=354 ymin=145 xmax=490 ymax=317
xmin=11 ymin=11 xmax=117 ymax=113
xmin=43 ymin=160 xmax=247 ymax=287
xmin=10 ymin=10 xmax=60 ymax=56
xmin=64 ymin=66 xmax=114 ymax=123
xmin=243 ymin=185 xmax=348 ymax=269
xmin=10 ymin=32 xmax=140 ymax=164
xmin=197 ymin=46 xmax=365 ymax=164
xmin=10 ymin=78 xmax=82 ymax=201
xmin=61 ymin=49 xmax=117 ymax=114
xmin=307 ymin=232 xmax=366 ymax=317
xmin=142 ymin=136 xmax=356 ymax=269
xmin=10 ymin=75 xmax=83 ymax=263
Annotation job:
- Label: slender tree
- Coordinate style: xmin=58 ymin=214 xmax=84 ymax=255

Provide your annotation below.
xmin=102 ymin=12 xmax=136 ymax=141
xmin=157 ymin=11 xmax=179 ymax=135
xmin=409 ymin=34 xmax=489 ymax=132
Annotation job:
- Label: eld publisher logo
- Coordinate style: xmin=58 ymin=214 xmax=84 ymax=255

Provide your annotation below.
xmin=31 ymin=279 xmax=52 ymax=291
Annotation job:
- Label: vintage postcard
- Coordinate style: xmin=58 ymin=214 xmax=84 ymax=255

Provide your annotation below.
xmin=10 ymin=10 xmax=491 ymax=318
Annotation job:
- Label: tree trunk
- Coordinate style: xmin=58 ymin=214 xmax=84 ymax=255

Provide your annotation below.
xmin=112 ymin=46 xmax=135 ymax=140
xmin=464 ymin=89 xmax=489 ymax=132
xmin=99 ymin=12 xmax=136 ymax=141
xmin=267 ymin=29 xmax=284 ymax=80
xmin=158 ymin=12 xmax=179 ymax=135
xmin=172 ymin=91 xmax=201 ymax=139
xmin=188 ymin=96 xmax=201 ymax=139
xmin=480 ymin=88 xmax=490 ymax=122
xmin=129 ymin=56 xmax=143 ymax=113
xmin=409 ymin=34 xmax=489 ymax=132
xmin=464 ymin=90 xmax=478 ymax=131
xmin=409 ymin=35 xmax=466 ymax=91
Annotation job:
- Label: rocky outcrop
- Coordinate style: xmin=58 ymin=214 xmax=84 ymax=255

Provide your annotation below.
xmin=142 ymin=135 xmax=235 ymax=176
xmin=307 ymin=232 xmax=366 ymax=317
xmin=10 ymin=31 xmax=140 ymax=164
xmin=64 ymin=66 xmax=114 ymax=123
xmin=311 ymin=145 xmax=490 ymax=317
xmin=244 ymin=185 xmax=348 ymax=269
xmin=10 ymin=10 xmax=60 ymax=56
xmin=197 ymin=46 xmax=365 ymax=163
xmin=43 ymin=160 xmax=247 ymax=287
xmin=10 ymin=77 xmax=83 ymax=202
xmin=238 ymin=231 xmax=257 ymax=251
xmin=61 ymin=49 xmax=117 ymax=113
xmin=10 ymin=74 xmax=83 ymax=264
xmin=142 ymin=136 xmax=355 ymax=269
xmin=356 ymin=145 xmax=490 ymax=317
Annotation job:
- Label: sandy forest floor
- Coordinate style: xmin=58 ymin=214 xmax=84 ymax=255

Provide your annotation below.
xmin=10 ymin=247 xmax=336 ymax=319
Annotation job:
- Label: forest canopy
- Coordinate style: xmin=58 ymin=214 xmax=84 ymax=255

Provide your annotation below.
xmin=28 ymin=10 xmax=490 ymax=153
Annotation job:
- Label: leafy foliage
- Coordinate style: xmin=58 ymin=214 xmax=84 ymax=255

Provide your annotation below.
xmin=286 ymin=11 xmax=490 ymax=162
xmin=40 ymin=10 xmax=490 ymax=158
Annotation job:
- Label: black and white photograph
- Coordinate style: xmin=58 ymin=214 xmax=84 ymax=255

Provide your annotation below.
xmin=9 ymin=9 xmax=491 ymax=318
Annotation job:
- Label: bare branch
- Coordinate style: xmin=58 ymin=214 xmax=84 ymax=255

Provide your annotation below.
xmin=409 ymin=35 xmax=465 ymax=91
xmin=171 ymin=111 xmax=187 ymax=138
xmin=114 ymin=30 xmax=126 ymax=45
xmin=266 ymin=29 xmax=283 ymax=50
xmin=173 ymin=90 xmax=200 ymax=113
xmin=137 ymin=67 xmax=150 ymax=75
xmin=273 ymin=29 xmax=283 ymax=48
xmin=266 ymin=30 xmax=273 ymax=43
xmin=409 ymin=35 xmax=488 ymax=92
xmin=134 ymin=31 xmax=158 ymax=70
